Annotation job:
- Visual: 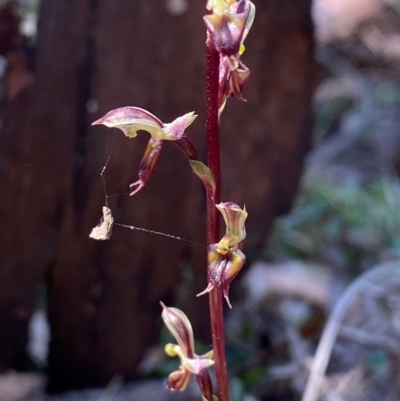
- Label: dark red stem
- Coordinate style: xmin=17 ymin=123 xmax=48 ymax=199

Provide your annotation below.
xmin=206 ymin=42 xmax=230 ymax=401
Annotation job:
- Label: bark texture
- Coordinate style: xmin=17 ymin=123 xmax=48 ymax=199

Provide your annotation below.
xmin=0 ymin=0 xmax=317 ymax=392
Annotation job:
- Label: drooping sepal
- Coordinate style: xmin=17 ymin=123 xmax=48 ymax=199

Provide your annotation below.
xmin=161 ymin=303 xmax=215 ymax=399
xmin=129 ymin=138 xmax=164 ymax=196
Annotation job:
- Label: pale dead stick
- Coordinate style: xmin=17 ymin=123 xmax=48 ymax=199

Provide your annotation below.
xmin=97 ymin=375 xmax=123 ymax=401
xmin=302 ymin=262 xmax=399 ymax=401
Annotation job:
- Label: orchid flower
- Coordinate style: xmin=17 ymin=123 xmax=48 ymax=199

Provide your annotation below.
xmin=93 ymin=107 xmax=214 ymax=197
xmin=197 ymin=202 xmax=248 ymax=307
xmin=161 ymin=303 xmax=214 ymax=401
xmin=204 ymin=0 xmax=255 ymax=115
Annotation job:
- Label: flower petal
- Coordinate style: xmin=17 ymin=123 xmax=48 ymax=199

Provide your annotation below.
xmin=92 ymin=106 xmax=164 ymax=139
xmin=216 ymin=202 xmax=248 ymax=247
xmin=161 ymin=303 xmax=195 ymax=358
xmin=234 ymin=0 xmax=255 ymax=43
xmin=194 ymin=369 xmax=214 ymax=401
xmin=167 ymin=367 xmax=192 ymax=392
xmin=206 ymin=0 xmax=236 ymax=13
xmin=204 ymin=13 xmax=246 ymax=56
xmin=163 ymin=112 xmax=197 ymax=140
xmin=228 ymin=62 xmax=250 ymax=101
xmin=184 ymin=356 xmax=215 ymax=375
xmin=204 ymin=246 xmax=246 ymax=308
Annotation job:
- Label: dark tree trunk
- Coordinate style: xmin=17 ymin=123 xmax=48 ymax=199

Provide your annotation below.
xmin=0 ymin=0 xmax=317 ymax=392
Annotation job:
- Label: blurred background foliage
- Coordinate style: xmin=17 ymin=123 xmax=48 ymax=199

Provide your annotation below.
xmin=268 ymin=177 xmax=400 ymax=271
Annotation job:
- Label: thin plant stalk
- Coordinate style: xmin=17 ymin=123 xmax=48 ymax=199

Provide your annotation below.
xmin=206 ymin=42 xmax=221 ymax=242
xmin=206 ymin=41 xmax=230 ymax=401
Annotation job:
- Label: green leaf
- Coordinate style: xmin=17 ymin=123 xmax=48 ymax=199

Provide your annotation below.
xmin=189 ymin=160 xmax=216 ymax=190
